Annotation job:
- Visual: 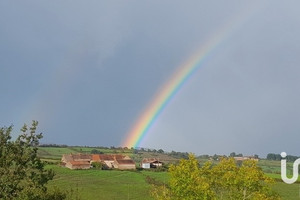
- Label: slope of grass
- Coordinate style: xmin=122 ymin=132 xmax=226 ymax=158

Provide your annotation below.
xmin=38 ymin=147 xmax=78 ymax=160
xmin=47 ymin=164 xmax=300 ymax=200
xmin=273 ymin=182 xmax=300 ymax=200
xmin=37 ymin=147 xmax=129 ymax=161
xmin=47 ymin=165 xmax=165 ymax=200
xmin=40 ymin=147 xmax=300 ymax=199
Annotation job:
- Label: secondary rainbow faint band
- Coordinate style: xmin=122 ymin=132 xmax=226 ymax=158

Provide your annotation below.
xmin=122 ymin=3 xmax=265 ymax=148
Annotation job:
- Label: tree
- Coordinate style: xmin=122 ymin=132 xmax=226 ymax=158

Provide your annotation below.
xmin=152 ymin=154 xmax=280 ymax=200
xmin=133 ymin=149 xmax=138 ymax=154
xmin=0 ymin=121 xmax=66 ymax=200
xmin=90 ymin=149 xmax=103 ymax=154
xmin=267 ymin=153 xmax=299 ymax=162
xmin=211 ymin=158 xmax=279 ymax=200
xmin=152 ymin=154 xmax=214 ymax=200
xmin=212 ymin=154 xmax=219 ymax=161
xmin=267 ymin=153 xmax=276 ymax=160
xmin=91 ymin=162 xmax=103 ymax=170
xmin=235 ymin=160 xmax=278 ymax=200
xmin=157 ymin=149 xmax=164 ymax=154
xmin=229 ymin=152 xmax=236 ymax=157
xmin=168 ymin=154 xmax=214 ymax=199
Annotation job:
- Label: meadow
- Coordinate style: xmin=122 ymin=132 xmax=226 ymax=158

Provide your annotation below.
xmin=46 ymin=165 xmax=168 ymax=200
xmin=39 ymin=147 xmax=300 ymax=200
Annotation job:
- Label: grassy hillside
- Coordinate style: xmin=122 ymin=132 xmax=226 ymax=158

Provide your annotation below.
xmin=272 ymin=182 xmax=300 ymax=200
xmin=46 ymin=164 xmax=300 ymax=200
xmin=39 ymin=147 xmax=300 ymax=199
xmin=38 ymin=147 xmax=129 ymax=160
xmin=46 ymin=165 xmax=168 ymax=200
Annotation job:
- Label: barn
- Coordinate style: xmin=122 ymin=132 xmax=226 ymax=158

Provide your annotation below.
xmin=61 ymin=154 xmax=92 ymax=170
xmin=141 ymin=158 xmax=163 ymax=169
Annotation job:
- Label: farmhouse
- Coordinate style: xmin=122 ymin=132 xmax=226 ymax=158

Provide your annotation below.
xmin=92 ymin=154 xmax=136 ymax=170
xmin=141 ymin=158 xmax=163 ymax=169
xmin=61 ymin=154 xmax=136 ymax=170
xmin=61 ymin=154 xmax=92 ymax=170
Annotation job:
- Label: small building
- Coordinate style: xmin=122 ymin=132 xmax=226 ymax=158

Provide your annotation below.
xmin=142 ymin=162 xmax=150 ymax=169
xmin=141 ymin=158 xmax=163 ymax=169
xmin=233 ymin=156 xmax=259 ymax=162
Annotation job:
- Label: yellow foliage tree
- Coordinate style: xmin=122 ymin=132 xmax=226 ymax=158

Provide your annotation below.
xmin=152 ymin=154 xmax=280 ymax=200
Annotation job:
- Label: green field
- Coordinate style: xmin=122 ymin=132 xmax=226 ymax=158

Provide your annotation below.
xmin=39 ymin=147 xmax=300 ymax=199
xmin=38 ymin=147 xmax=132 ymax=161
xmin=46 ymin=165 xmax=168 ymax=200
xmin=46 ymin=165 xmax=300 ymax=200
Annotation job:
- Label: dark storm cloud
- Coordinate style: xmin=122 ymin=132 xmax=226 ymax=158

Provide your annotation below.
xmin=1 ymin=1 xmax=299 ymax=157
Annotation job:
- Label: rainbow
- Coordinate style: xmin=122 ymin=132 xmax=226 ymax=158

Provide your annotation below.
xmin=122 ymin=4 xmax=265 ymax=148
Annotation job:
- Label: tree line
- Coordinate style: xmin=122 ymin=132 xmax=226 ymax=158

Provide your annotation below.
xmin=267 ymin=153 xmax=299 ymax=162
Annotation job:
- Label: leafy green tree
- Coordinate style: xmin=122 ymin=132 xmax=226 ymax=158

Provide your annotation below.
xmin=0 ymin=121 xmax=66 ymax=200
xmin=266 ymin=153 xmax=275 ymax=160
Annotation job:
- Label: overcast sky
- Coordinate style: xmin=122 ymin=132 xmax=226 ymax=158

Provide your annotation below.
xmin=1 ymin=1 xmax=300 ymax=157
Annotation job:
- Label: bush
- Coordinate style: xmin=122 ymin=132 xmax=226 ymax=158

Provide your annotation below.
xmin=91 ymin=162 xmax=103 ymax=170
xmin=90 ymin=149 xmax=103 ymax=154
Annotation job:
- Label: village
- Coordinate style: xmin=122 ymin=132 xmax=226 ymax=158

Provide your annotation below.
xmin=61 ymin=153 xmax=163 ymax=170
xmin=61 ymin=153 xmax=258 ymax=170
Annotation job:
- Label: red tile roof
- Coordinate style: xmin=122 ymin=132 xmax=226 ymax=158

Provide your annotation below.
xmin=91 ymin=154 xmax=127 ymax=161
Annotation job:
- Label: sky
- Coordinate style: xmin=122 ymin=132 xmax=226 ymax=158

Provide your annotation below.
xmin=1 ymin=1 xmax=300 ymax=157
